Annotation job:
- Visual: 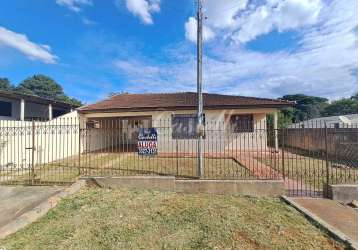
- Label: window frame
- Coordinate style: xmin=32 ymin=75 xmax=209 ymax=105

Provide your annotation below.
xmin=171 ymin=114 xmax=205 ymax=139
xmin=229 ymin=114 xmax=254 ymax=133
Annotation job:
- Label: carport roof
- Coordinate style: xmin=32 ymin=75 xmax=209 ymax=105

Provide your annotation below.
xmin=78 ymin=92 xmax=293 ymax=113
xmin=0 ymin=90 xmax=80 ymax=109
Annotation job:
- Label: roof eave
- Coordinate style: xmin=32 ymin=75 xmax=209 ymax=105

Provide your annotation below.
xmin=78 ymin=103 xmax=292 ymax=114
xmin=0 ymin=90 xmax=80 ymax=109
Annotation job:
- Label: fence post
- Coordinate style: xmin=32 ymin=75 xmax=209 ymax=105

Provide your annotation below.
xmin=78 ymin=118 xmax=81 ymax=175
xmin=31 ymin=120 xmax=35 ymax=185
xmin=324 ymin=122 xmax=330 ymax=197
xmin=281 ymin=128 xmax=285 ymax=180
xmin=176 ymin=139 xmax=179 ymax=176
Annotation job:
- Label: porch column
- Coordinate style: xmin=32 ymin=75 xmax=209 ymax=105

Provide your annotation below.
xmin=20 ymin=99 xmax=25 ymax=121
xmin=48 ymin=103 xmax=53 ymax=120
xmin=274 ymin=111 xmax=279 ymax=152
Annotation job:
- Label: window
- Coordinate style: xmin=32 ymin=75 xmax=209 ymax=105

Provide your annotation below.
xmin=0 ymin=101 xmax=12 ymax=117
xmin=229 ymin=114 xmax=254 ymax=133
xmin=172 ymin=114 xmax=205 ymax=139
xmin=86 ymin=120 xmax=100 ymax=129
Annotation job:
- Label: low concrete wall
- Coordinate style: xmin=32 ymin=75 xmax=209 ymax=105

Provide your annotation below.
xmin=328 ymin=184 xmax=358 ymax=203
xmin=92 ymin=176 xmax=176 ymax=192
xmin=83 ymin=176 xmax=285 ymax=197
xmin=175 ymin=179 xmax=284 ymax=196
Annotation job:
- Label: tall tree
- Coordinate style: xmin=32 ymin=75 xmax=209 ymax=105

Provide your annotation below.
xmin=322 ymin=98 xmax=358 ymax=116
xmin=0 ymin=78 xmax=13 ymax=91
xmin=16 ymin=75 xmax=63 ymax=99
xmin=15 ymin=74 xmax=82 ymax=106
xmin=280 ymin=94 xmax=328 ymax=122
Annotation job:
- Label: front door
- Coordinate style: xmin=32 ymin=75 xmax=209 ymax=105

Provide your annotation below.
xmin=120 ymin=116 xmax=152 ymax=152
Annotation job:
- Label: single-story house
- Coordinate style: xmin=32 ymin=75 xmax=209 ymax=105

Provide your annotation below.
xmin=78 ymin=92 xmax=292 ymax=152
xmin=0 ymin=90 xmax=79 ymax=121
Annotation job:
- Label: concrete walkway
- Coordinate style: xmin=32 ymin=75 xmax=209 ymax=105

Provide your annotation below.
xmin=234 ymin=154 xmax=309 ymax=193
xmin=287 ymin=197 xmax=358 ymax=248
xmin=0 ymin=186 xmax=63 ymax=228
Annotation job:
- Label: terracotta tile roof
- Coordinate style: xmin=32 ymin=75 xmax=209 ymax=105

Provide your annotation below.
xmin=78 ymin=92 xmax=293 ymax=113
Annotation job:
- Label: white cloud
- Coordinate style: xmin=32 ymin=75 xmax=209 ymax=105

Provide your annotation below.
xmin=118 ymin=0 xmax=160 ymax=24
xmin=233 ymin=0 xmax=323 ymax=43
xmin=114 ymin=59 xmax=160 ymax=77
xmin=116 ymin=0 xmax=358 ymax=100
xmin=204 ymin=0 xmax=248 ymax=29
xmin=185 ymin=17 xmax=215 ymax=43
xmin=185 ymin=0 xmax=323 ymax=44
xmin=0 ymin=26 xmax=57 ymax=64
xmin=56 ymin=0 xmax=92 ymax=12
xmin=82 ymin=17 xmax=97 ymax=25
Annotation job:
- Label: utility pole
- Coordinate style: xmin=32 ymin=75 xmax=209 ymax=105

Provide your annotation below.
xmin=197 ymin=0 xmax=204 ymax=178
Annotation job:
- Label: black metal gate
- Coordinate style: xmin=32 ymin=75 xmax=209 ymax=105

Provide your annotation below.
xmin=280 ymin=122 xmax=358 ymax=197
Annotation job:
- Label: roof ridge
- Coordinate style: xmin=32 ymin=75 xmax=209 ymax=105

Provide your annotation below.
xmin=109 ymin=91 xmax=291 ymax=102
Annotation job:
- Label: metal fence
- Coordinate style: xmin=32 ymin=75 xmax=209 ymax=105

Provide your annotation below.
xmin=0 ymin=118 xmax=81 ymax=185
xmin=0 ymin=117 xmax=357 ymax=197
xmin=281 ymin=121 xmax=358 ymax=196
xmin=80 ymin=118 xmax=280 ymax=180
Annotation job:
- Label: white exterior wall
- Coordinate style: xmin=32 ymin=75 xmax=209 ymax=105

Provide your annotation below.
xmin=0 ymin=111 xmax=81 ymax=169
xmin=82 ymin=108 xmax=277 ymax=153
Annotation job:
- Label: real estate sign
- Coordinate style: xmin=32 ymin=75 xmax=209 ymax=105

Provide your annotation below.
xmin=137 ymin=128 xmax=158 ymax=156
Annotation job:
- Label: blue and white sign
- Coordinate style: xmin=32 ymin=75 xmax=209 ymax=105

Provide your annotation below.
xmin=137 ymin=128 xmax=158 ymax=156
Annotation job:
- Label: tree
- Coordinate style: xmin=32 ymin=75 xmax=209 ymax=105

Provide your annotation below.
xmin=0 ymin=78 xmax=14 ymax=91
xmin=56 ymin=94 xmax=82 ymax=106
xmin=16 ymin=75 xmax=64 ymax=99
xmin=322 ymin=98 xmax=358 ymax=116
xmin=15 ymin=74 xmax=82 ymax=106
xmin=280 ymin=94 xmax=328 ymax=122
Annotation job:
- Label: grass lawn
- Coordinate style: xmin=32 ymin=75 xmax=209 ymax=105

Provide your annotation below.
xmin=0 ymin=187 xmax=345 ymax=250
xmin=0 ymin=162 xmax=80 ymax=185
xmin=1 ymin=152 xmax=253 ymax=184
xmin=82 ymin=153 xmax=254 ymax=179
xmin=260 ymin=152 xmax=358 ymax=192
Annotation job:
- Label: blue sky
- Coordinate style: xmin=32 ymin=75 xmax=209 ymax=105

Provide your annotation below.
xmin=0 ymin=0 xmax=357 ymax=104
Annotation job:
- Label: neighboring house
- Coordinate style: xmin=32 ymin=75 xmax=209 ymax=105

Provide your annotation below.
xmin=0 ymin=90 xmax=79 ymax=121
xmin=78 ymin=92 xmax=292 ymax=152
xmin=288 ymin=114 xmax=358 ymax=128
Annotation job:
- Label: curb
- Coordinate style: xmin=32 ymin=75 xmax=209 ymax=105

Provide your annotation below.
xmin=0 ymin=180 xmax=86 ymax=240
xmin=281 ymin=195 xmax=358 ymax=250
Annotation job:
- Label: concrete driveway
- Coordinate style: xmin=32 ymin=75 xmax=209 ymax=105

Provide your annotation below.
xmin=0 ymin=186 xmax=63 ymax=228
xmin=285 ymin=197 xmax=358 ymax=248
